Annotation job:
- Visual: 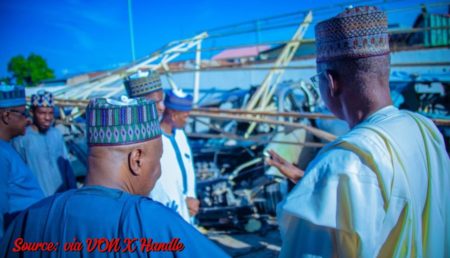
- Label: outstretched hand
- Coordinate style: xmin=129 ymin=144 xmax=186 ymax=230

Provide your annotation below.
xmin=186 ymin=197 xmax=200 ymax=217
xmin=265 ymin=149 xmax=304 ymax=183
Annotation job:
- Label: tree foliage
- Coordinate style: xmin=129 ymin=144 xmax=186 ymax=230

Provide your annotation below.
xmin=0 ymin=77 xmax=11 ymax=84
xmin=7 ymin=53 xmax=55 ymax=87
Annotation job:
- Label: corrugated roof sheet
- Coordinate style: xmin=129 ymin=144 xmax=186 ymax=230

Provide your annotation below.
xmin=212 ymin=45 xmax=271 ymax=60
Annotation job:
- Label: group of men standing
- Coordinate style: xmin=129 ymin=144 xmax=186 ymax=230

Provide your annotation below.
xmin=123 ymin=70 xmax=200 ymax=223
xmin=0 ymin=73 xmax=226 ymax=256
xmin=0 ymin=68 xmax=201 ymax=238
xmin=0 ymin=5 xmax=449 ymax=258
xmin=0 ymin=87 xmax=76 ymax=240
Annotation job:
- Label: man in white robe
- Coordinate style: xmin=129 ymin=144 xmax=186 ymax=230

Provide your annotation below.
xmin=150 ymin=88 xmax=199 ymax=224
xmin=123 ymin=72 xmax=199 ymax=224
xmin=267 ymin=6 xmax=449 ymax=258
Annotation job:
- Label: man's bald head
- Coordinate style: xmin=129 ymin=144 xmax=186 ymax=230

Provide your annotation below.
xmin=87 ymin=137 xmax=163 ymax=196
xmin=84 ymin=97 xmax=163 ymax=195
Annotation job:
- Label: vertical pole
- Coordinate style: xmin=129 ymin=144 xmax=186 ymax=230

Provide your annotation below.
xmin=255 ymin=20 xmax=261 ymax=50
xmin=193 ymin=41 xmax=202 ymax=107
xmin=128 ymin=0 xmax=136 ymax=62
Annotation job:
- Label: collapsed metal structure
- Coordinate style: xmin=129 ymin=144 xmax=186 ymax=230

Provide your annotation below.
xmin=38 ymin=2 xmax=450 ymax=232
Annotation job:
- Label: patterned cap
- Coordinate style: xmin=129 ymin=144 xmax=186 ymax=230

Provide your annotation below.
xmin=315 ymin=6 xmax=389 ymax=63
xmin=123 ymin=70 xmax=162 ymax=98
xmin=86 ymin=98 xmax=162 ymax=146
xmin=0 ymin=85 xmax=26 ymax=108
xmin=164 ymin=88 xmax=193 ymax=111
xmin=31 ymin=90 xmax=54 ymax=107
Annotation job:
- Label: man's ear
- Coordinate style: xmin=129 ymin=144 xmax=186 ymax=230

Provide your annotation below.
xmin=1 ymin=110 xmax=10 ymax=125
xmin=169 ymin=110 xmax=176 ymax=121
xmin=326 ymin=72 xmax=341 ymax=98
xmin=128 ymin=148 xmax=144 ymax=176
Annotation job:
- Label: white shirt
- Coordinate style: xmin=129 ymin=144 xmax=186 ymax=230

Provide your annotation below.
xmin=174 ymin=129 xmax=196 ymax=199
xmin=150 ymin=129 xmax=196 ymax=223
xmin=278 ymin=106 xmax=450 ymax=257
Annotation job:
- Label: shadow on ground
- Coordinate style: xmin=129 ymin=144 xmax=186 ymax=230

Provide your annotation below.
xmin=207 ymin=229 xmax=281 ymax=257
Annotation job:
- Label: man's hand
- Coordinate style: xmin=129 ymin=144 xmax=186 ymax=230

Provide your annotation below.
xmin=186 ymin=197 xmax=200 ymax=217
xmin=265 ymin=149 xmax=304 ymax=183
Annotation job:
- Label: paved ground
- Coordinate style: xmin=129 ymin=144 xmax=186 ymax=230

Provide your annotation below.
xmin=207 ymin=229 xmax=281 ymax=257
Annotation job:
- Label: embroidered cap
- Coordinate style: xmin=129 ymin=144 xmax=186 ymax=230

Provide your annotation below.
xmin=164 ymin=88 xmax=193 ymax=112
xmin=123 ymin=70 xmax=162 ymax=98
xmin=0 ymin=85 xmax=26 ymax=108
xmin=86 ymin=97 xmax=162 ymax=146
xmin=31 ymin=90 xmax=54 ymax=107
xmin=315 ymin=6 xmax=389 ymax=63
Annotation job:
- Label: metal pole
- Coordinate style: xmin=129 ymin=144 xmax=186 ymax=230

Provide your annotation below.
xmin=190 ymin=110 xmax=337 ymax=142
xmin=128 ymin=0 xmax=136 ymax=62
xmin=255 ymin=19 xmax=261 ymax=49
xmin=193 ymin=41 xmax=202 ymax=107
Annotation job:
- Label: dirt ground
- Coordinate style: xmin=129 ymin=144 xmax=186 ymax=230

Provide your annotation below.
xmin=207 ymin=229 xmax=281 ymax=257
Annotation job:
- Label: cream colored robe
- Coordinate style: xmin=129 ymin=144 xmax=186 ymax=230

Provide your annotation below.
xmin=278 ymin=106 xmax=450 ymax=257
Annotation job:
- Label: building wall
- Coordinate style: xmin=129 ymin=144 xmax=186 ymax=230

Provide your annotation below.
xmin=161 ymin=48 xmax=449 ymax=91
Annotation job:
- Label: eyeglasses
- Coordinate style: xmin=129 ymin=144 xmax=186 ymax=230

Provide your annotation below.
xmin=310 ymin=71 xmax=325 ymax=89
xmin=8 ymin=109 xmax=30 ymax=118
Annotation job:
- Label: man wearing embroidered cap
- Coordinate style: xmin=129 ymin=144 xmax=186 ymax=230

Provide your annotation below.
xmin=0 ymin=97 xmax=229 ymax=257
xmin=269 ymin=6 xmax=449 ymax=257
xmin=150 ymin=88 xmax=200 ymax=224
xmin=0 ymin=85 xmax=44 ymax=240
xmin=124 ymin=70 xmax=165 ymax=117
xmin=124 ymin=70 xmax=200 ymax=223
xmin=12 ymin=90 xmax=76 ymax=197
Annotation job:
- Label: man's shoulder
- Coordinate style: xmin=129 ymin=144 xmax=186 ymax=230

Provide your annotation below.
xmin=174 ymin=129 xmax=188 ymax=141
xmin=0 ymin=141 xmax=29 ymax=168
xmin=0 ymin=141 xmax=13 ymax=172
xmin=18 ymin=126 xmax=36 ymax=138
xmin=47 ymin=126 xmax=64 ymax=138
xmin=401 ymin=111 xmax=445 ymax=142
xmin=10 ymin=129 xmax=28 ymax=146
xmin=13 ymin=192 xmax=63 ymax=220
xmin=319 ymin=126 xmax=384 ymax=160
xmin=134 ymin=196 xmax=191 ymax=229
xmin=174 ymin=128 xmax=185 ymax=135
xmin=20 ymin=190 xmax=181 ymax=224
xmin=138 ymin=196 xmax=180 ymax=215
xmin=11 ymin=127 xmax=37 ymax=146
xmin=308 ymin=147 xmax=368 ymax=176
xmin=30 ymin=189 xmax=74 ymax=206
xmin=0 ymin=140 xmax=13 ymax=156
xmin=304 ymin=131 xmax=385 ymax=184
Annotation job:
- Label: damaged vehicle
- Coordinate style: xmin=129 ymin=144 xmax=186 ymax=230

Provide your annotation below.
xmin=190 ymin=80 xmax=322 ymax=232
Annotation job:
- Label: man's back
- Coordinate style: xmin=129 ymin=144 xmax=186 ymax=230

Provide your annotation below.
xmin=1 ymin=185 xmax=229 ymax=257
xmin=342 ymin=106 xmax=448 ymax=257
xmin=279 ymin=106 xmax=449 ymax=257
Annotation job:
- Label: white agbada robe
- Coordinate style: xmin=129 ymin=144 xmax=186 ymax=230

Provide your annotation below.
xmin=174 ymin=129 xmax=197 ymax=200
xmin=150 ymin=129 xmax=196 ymax=223
xmin=278 ymin=106 xmax=450 ymax=257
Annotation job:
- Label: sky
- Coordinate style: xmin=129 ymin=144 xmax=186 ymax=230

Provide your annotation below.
xmin=0 ymin=0 xmax=448 ymax=78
